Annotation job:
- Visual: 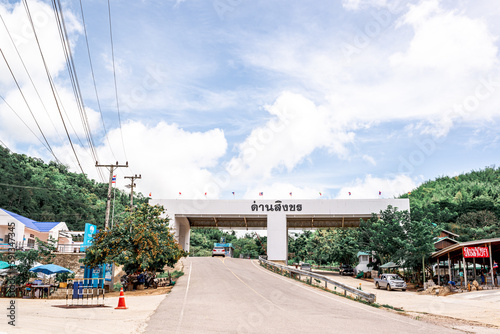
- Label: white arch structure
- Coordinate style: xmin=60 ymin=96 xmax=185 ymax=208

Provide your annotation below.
xmin=151 ymin=199 xmax=410 ymax=262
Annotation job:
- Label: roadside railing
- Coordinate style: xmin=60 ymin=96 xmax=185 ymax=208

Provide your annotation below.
xmin=258 ymin=256 xmax=376 ymax=303
xmin=56 ymin=244 xmax=85 ymax=253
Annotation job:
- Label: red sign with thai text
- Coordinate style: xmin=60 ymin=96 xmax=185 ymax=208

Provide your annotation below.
xmin=464 ymin=247 xmax=489 ymax=258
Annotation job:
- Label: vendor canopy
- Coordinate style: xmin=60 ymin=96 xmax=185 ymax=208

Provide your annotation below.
xmin=379 ymin=261 xmax=399 ymax=268
xmin=30 ymin=264 xmax=73 ymax=275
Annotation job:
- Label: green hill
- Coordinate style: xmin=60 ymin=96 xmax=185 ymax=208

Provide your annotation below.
xmin=400 ymin=166 xmax=500 ymax=241
xmin=0 ymin=146 xmax=145 ymax=231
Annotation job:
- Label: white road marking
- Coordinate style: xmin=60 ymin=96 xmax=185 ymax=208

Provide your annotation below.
xmin=176 ymin=262 xmax=192 ymax=334
xmin=221 ymin=258 xmax=284 ymax=311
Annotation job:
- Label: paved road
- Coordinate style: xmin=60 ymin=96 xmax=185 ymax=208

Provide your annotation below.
xmin=146 ymin=258 xmax=460 ymax=334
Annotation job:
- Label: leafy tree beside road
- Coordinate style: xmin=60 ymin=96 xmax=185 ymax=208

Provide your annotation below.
xmin=82 ymin=204 xmax=186 ymax=273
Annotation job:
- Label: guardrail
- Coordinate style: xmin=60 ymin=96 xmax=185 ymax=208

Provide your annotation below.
xmin=258 ymin=257 xmax=376 ymax=303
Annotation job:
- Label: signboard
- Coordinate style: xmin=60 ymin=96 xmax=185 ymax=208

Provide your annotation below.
xmin=105 ymin=263 xmax=113 ymax=281
xmin=91 ymin=266 xmax=102 ymax=287
xmin=215 ymin=243 xmax=233 ymax=248
xmin=80 ymin=223 xmax=97 ymax=251
xmin=464 ymin=247 xmax=489 ymax=258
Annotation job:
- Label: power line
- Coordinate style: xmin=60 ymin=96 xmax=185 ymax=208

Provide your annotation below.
xmin=78 ymin=0 xmax=117 ymax=161
xmin=0 ymin=94 xmax=52 ymax=154
xmin=2 ymin=4 xmax=94 ymax=168
xmin=22 ymin=0 xmax=85 ymax=175
xmin=0 ymin=139 xmax=10 ymax=151
xmin=107 ymin=0 xmax=128 ymax=162
xmin=53 ymin=0 xmax=96 ymax=155
xmin=0 ymin=182 xmax=60 ymax=191
xmin=0 ymin=48 xmax=61 ymax=164
xmin=0 ymin=12 xmax=65 ymax=146
xmin=51 ymin=0 xmax=106 ymax=182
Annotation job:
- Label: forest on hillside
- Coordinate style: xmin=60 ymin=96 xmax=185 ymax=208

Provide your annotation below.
xmin=0 ymin=146 xmax=146 ymax=231
xmin=400 ymin=166 xmax=500 ymax=241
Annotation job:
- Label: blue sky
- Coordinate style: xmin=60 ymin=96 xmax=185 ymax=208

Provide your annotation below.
xmin=0 ymin=0 xmax=499 ymax=200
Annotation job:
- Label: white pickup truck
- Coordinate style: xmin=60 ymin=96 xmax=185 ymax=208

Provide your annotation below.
xmin=374 ymin=274 xmax=407 ymax=291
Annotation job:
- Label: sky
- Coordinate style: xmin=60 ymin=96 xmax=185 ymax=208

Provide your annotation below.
xmin=0 ymin=0 xmax=499 ymax=201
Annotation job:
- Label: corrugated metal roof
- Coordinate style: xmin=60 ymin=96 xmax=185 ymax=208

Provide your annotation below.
xmin=32 ymin=222 xmax=60 ymax=232
xmin=0 ymin=208 xmax=60 ymax=232
xmin=431 ymin=237 xmax=500 ymax=258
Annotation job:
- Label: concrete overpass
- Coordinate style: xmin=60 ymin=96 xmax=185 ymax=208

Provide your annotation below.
xmin=151 ymin=199 xmax=410 ymax=261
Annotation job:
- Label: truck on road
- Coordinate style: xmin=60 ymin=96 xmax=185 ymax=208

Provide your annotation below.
xmin=374 ymin=274 xmax=407 ymax=291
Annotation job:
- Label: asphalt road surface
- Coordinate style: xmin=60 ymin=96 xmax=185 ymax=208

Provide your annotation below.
xmin=146 ymin=257 xmax=460 ymax=334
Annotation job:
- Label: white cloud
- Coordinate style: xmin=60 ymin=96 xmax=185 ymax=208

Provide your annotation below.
xmin=237 ymin=1 xmax=500 ymax=140
xmin=54 ymin=121 xmax=228 ymax=199
xmin=336 ymin=174 xmax=417 ymax=199
xmin=226 ymin=92 xmax=355 ymax=181
xmin=392 ymin=2 xmax=497 ymax=73
xmin=362 ymin=154 xmax=376 ymax=166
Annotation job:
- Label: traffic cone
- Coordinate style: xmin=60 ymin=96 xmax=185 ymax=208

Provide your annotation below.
xmin=115 ymin=287 xmax=128 ymax=309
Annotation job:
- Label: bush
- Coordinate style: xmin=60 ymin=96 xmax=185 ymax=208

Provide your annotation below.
xmin=55 ymin=272 xmax=75 ymax=283
xmin=171 ymin=270 xmax=184 ymax=279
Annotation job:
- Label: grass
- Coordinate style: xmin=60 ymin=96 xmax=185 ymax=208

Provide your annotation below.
xmin=157 ymin=270 xmax=184 ymax=279
xmin=381 ymin=304 xmax=404 ymax=312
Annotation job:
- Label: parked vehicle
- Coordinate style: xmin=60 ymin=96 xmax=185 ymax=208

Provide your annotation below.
xmin=339 ymin=264 xmax=354 ymax=276
xmin=212 ymin=247 xmax=225 ymax=257
xmin=374 ymin=274 xmax=407 ymax=291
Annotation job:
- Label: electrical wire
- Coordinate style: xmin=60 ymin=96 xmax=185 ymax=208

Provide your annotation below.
xmin=0 ymin=49 xmax=61 ymax=164
xmin=0 ymin=139 xmax=10 ymax=151
xmin=2 ymin=6 xmax=89 ymax=171
xmin=78 ymin=0 xmax=117 ymax=161
xmin=0 ymin=95 xmax=52 ymax=154
xmin=0 ymin=182 xmax=60 ymax=191
xmin=107 ymin=0 xmax=128 ymax=162
xmin=51 ymin=0 xmax=106 ymax=182
xmin=0 ymin=12 xmax=65 ymax=146
xmin=22 ymin=0 xmax=85 ymax=175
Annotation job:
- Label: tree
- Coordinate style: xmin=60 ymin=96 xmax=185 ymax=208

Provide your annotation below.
xmin=13 ymin=237 xmax=57 ymax=285
xmin=82 ymin=204 xmax=186 ymax=273
xmin=189 ymin=228 xmax=237 ymax=257
xmin=358 ymin=205 xmax=407 ymax=265
xmin=329 ymin=228 xmax=359 ymax=266
xmin=233 ymin=234 xmax=260 ymax=258
xmin=453 ymin=210 xmax=500 ymax=241
xmin=399 ymin=218 xmax=439 ymax=271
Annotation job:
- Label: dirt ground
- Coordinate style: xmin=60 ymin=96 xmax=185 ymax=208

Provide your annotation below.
xmin=106 ymin=285 xmax=173 ymax=297
xmin=0 ymin=259 xmax=186 ymax=334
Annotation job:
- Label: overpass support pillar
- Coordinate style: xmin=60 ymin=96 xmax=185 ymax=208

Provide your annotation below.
xmin=175 ymin=216 xmax=190 ymax=253
xmin=267 ymin=213 xmax=287 ymax=262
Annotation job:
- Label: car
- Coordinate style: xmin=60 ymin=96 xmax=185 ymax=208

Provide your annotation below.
xmin=339 ymin=264 xmax=354 ymax=276
xmin=212 ymin=247 xmax=225 ymax=257
xmin=374 ymin=274 xmax=407 ymax=291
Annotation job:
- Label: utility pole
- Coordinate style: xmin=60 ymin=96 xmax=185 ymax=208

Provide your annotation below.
xmin=124 ymin=174 xmax=141 ymax=211
xmin=96 ymin=161 xmax=128 ymax=230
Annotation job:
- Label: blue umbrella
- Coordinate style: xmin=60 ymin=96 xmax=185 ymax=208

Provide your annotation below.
xmin=30 ymin=264 xmax=73 ymax=275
